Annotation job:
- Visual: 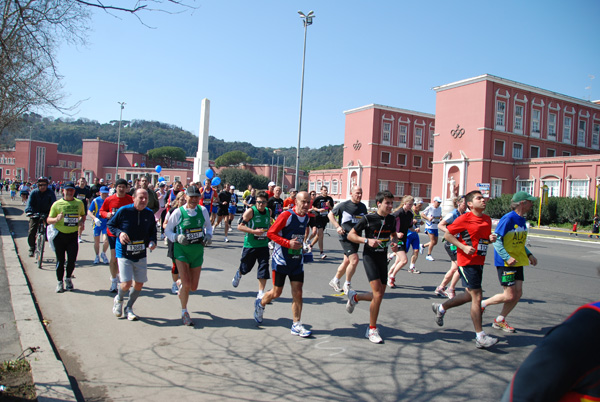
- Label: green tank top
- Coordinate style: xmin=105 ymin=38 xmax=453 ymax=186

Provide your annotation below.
xmin=177 ymin=206 xmax=205 ymax=245
xmin=243 ymin=205 xmax=270 ymax=248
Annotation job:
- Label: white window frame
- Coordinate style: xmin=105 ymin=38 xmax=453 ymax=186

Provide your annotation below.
xmin=530 ymin=145 xmax=540 ymax=159
xmin=563 ymin=115 xmax=572 ymax=143
xmin=309 ymin=181 xmax=315 ymax=192
xmin=542 ymin=179 xmax=560 ymax=197
xmin=106 ymin=173 xmax=112 ymax=181
xmin=381 ymin=151 xmax=391 ymax=165
xmin=428 ymin=157 xmax=433 ymax=169
xmin=494 ymin=139 xmax=505 ymax=156
xmin=331 ymin=180 xmax=338 ymax=194
xmin=398 ymin=124 xmax=408 ymax=147
xmin=63 ymin=171 xmax=69 ymax=179
xmin=546 ymin=148 xmax=556 ymax=157
xmin=428 ymin=128 xmax=435 ymax=150
xmin=379 ymin=180 xmax=388 ymax=192
xmin=395 ymin=182 xmax=405 ymax=197
xmin=562 ymin=151 xmax=571 ymax=157
xmin=425 ymin=184 xmax=431 ymax=199
xmin=164 ymin=175 xmax=171 ymax=182
xmin=5 ymin=169 xmax=9 ymax=176
xmin=491 ymin=178 xmax=502 ymax=198
xmin=397 ymin=153 xmax=407 ymax=166
xmin=592 ymin=122 xmax=600 ymax=149
xmin=411 ymin=184 xmax=420 ymax=197
xmin=414 ymin=127 xmax=423 ymax=149
xmin=516 ymin=180 xmax=534 ymax=195
xmin=496 ymin=100 xmax=506 ymax=130
xmin=512 ymin=143 xmax=523 ymax=159
xmin=577 ymin=119 xmax=587 ymax=147
xmin=568 ymin=179 xmax=589 ymax=198
xmin=324 ymin=181 xmax=330 ymax=192
xmin=548 ymin=112 xmax=557 ymax=140
xmin=382 ymin=122 xmax=391 ymax=145
xmin=531 ymin=108 xmax=541 ymax=137
xmin=174 ymin=176 xmax=181 ymax=182
xmin=514 ymin=104 xmax=524 ymax=134
xmin=413 ymin=155 xmax=422 ymax=168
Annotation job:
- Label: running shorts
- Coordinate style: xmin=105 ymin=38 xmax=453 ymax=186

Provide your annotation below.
xmin=118 ymin=257 xmax=148 ymax=283
xmin=425 ymin=228 xmax=439 ymax=237
xmin=174 ymin=243 xmax=205 ymax=267
xmin=496 ymin=266 xmax=524 ymax=287
xmin=458 ymin=264 xmax=484 ymax=290
xmin=272 ymin=269 xmax=304 ymax=287
xmin=93 ymin=224 xmax=107 ymax=237
xmin=406 ymin=231 xmax=420 ymax=253
xmin=239 ymin=247 xmax=270 ymax=280
xmin=108 ymin=235 xmax=117 ymax=250
xmin=339 ymin=239 xmax=360 ymax=256
xmin=444 ymin=241 xmax=457 ymax=262
xmin=315 ymin=216 xmax=328 ymax=229
xmin=363 ymin=252 xmax=388 ymax=284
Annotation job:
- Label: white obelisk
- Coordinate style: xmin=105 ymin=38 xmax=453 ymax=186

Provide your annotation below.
xmin=193 ymin=98 xmax=210 ymax=183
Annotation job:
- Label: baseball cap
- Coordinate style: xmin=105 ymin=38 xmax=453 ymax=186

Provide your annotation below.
xmin=433 ymin=196 xmax=442 ymax=202
xmin=512 ymin=191 xmax=536 ymax=203
xmin=230 ymin=185 xmax=235 ymax=190
xmin=63 ymin=181 xmax=76 ymax=190
xmin=268 ymin=181 xmax=275 ymax=187
xmin=185 ymin=186 xmax=201 ymax=196
xmin=99 ymin=178 xmax=104 ymax=183
xmin=414 ymin=198 xmax=423 ymax=204
xmin=158 ymin=182 xmax=166 ymax=187
xmin=99 ymin=186 xmax=110 ymax=194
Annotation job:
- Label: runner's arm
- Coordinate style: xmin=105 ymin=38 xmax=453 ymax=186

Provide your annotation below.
xmin=267 ymin=212 xmax=291 ymax=248
xmin=164 ymin=208 xmax=182 ymax=243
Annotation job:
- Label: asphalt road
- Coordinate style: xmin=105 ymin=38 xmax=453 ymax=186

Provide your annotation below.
xmin=3 ymin=197 xmax=600 ymax=402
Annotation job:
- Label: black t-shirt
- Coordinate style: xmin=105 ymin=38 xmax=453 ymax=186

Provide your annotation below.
xmin=392 ymin=208 xmax=414 ymax=239
xmin=218 ymin=191 xmax=231 ymax=210
xmin=90 ymin=184 xmax=101 ymax=198
xmin=74 ymin=186 xmax=92 ymax=209
xmin=331 ymin=200 xmax=368 ymax=239
xmin=353 ymin=213 xmax=396 ymax=255
xmin=267 ymin=197 xmax=284 ymax=219
xmin=245 ymin=195 xmax=256 ymax=210
xmin=313 ymin=195 xmax=334 ymax=218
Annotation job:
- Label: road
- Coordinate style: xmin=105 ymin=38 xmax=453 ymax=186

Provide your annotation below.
xmin=3 ymin=196 xmax=599 ymax=401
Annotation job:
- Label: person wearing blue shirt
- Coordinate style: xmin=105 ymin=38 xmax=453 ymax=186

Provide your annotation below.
xmin=87 ymin=186 xmax=110 ymax=265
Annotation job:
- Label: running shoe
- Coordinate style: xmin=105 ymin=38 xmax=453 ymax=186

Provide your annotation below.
xmin=346 ymin=289 xmax=357 ymax=314
xmin=320 ymin=253 xmax=327 ymax=260
xmin=492 ymin=318 xmax=516 ymax=333
xmin=291 ymin=322 xmax=312 ymax=338
xmin=444 ymin=288 xmax=456 ymax=299
xmin=125 ymin=307 xmax=138 ymax=321
xmin=365 ymin=327 xmax=383 ymax=344
xmin=329 ymin=278 xmax=342 ymax=293
xmin=432 ymin=303 xmax=445 ymax=326
xmin=387 ymin=277 xmax=396 ymax=288
xmin=254 ymin=298 xmax=264 ymax=323
xmin=182 ymin=312 xmax=194 ymax=326
xmin=113 ymin=296 xmax=123 ymax=318
xmin=78 ymin=237 xmax=83 ymax=243
xmin=475 ymin=333 xmax=499 ymax=349
xmin=408 ymin=267 xmax=421 ymax=274
xmin=164 ymin=237 xmax=169 ymax=246
xmin=343 ymin=282 xmax=352 ymax=295
xmin=110 ymin=279 xmax=118 ymax=293
xmin=171 ymin=282 xmax=179 ymax=295
xmin=101 ymin=252 xmax=109 ymax=264
xmin=55 ymin=281 xmax=64 ymax=293
xmin=426 ymin=255 xmax=435 ymax=261
xmin=303 ymin=242 xmax=312 ymax=253
xmin=224 ymin=237 xmax=229 ymax=243
xmin=28 ymin=249 xmax=34 ymax=257
xmin=232 ymin=270 xmax=242 ymax=288
xmin=94 ymin=256 xmax=100 ymax=265
xmin=434 ymin=286 xmax=446 ymax=297
xmin=419 ymin=244 xmax=424 ymax=255
xmin=387 ymin=252 xmax=395 ymax=263
xmin=65 ymin=278 xmax=74 ymax=291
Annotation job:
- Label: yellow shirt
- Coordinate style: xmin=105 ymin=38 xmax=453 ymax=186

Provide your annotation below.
xmin=49 ymin=198 xmax=85 ymax=234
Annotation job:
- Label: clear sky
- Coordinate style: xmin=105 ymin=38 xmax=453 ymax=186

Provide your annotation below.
xmin=55 ymin=0 xmax=600 ymax=149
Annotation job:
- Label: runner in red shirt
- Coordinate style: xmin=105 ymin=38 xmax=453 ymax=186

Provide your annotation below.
xmin=431 ymin=190 xmax=499 ymax=349
xmin=199 ymin=178 xmax=219 ymax=226
xmin=283 ymin=189 xmax=297 ymax=211
xmin=99 ymin=178 xmax=133 ymax=292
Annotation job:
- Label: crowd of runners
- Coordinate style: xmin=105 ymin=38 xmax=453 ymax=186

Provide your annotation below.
xmin=18 ymin=174 xmax=542 ymax=349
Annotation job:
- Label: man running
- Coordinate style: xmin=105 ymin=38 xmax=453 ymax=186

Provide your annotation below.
xmin=421 ymin=196 xmax=442 ymax=261
xmin=346 ymin=191 xmax=400 ymax=344
xmin=431 ymin=190 xmax=498 ymax=349
xmin=74 ymin=177 xmax=91 ymax=243
xmin=265 ymin=181 xmax=276 ymax=199
xmin=109 ymin=189 xmax=157 ymax=321
xmin=387 ymin=195 xmax=416 ymax=288
xmin=327 ymin=185 xmax=367 ymax=295
xmin=283 ymin=189 xmax=298 ymax=211
xmin=25 ymin=177 xmax=56 ymax=257
xmin=228 ymin=185 xmax=237 ymax=228
xmin=253 ymin=191 xmax=312 ymax=338
xmin=215 ymin=184 xmax=232 ymax=242
xmin=165 ymin=185 xmax=213 ymax=326
xmin=232 ymin=191 xmax=271 ymax=299
xmin=200 ymin=178 xmax=218 ymax=226
xmin=88 ymin=186 xmax=110 ymax=265
xmin=266 ymin=186 xmax=284 ymax=249
xmin=311 ymin=185 xmax=334 ymax=259
xmin=480 ymin=191 xmax=538 ymax=333
xmin=99 ymin=178 xmax=134 ymax=292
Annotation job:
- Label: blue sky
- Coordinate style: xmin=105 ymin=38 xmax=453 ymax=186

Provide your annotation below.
xmin=56 ymin=0 xmax=600 ymax=149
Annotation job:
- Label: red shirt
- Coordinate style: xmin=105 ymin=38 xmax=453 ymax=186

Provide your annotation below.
xmin=446 ymin=211 xmax=492 ymax=267
xmin=99 ymin=194 xmax=134 ymax=237
xmin=266 ymin=190 xmax=274 ymax=199
xmin=267 ymin=210 xmax=307 ymax=249
xmin=283 ymin=197 xmax=295 ymax=210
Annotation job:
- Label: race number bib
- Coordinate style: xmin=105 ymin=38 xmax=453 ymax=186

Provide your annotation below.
xmin=77 ymin=194 xmax=86 ymax=200
xmin=288 ymin=234 xmax=304 ymax=257
xmin=253 ymin=229 xmax=268 ymax=241
xmin=64 ymin=214 xmax=79 ymax=227
xmin=203 ymin=198 xmax=211 ymax=206
xmin=477 ymin=239 xmax=489 ymax=256
xmin=125 ymin=240 xmax=145 ymax=258
xmin=352 ymin=215 xmax=362 ymax=224
xmin=184 ymin=228 xmax=204 ymax=245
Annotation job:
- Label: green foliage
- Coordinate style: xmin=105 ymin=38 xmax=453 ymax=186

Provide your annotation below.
xmin=219 ymin=168 xmax=270 ymax=190
xmin=147 ymin=146 xmax=186 ymax=168
xmin=214 ymin=151 xmax=251 ymax=168
xmin=485 ymin=194 xmax=513 ymax=219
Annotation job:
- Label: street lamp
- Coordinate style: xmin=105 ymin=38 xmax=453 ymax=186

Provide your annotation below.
xmin=116 ymin=102 xmax=126 ymax=179
xmin=295 ymin=10 xmax=315 ymax=190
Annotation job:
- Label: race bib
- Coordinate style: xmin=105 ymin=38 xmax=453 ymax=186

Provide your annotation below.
xmin=64 ymin=214 xmax=79 ymax=227
xmin=203 ymin=198 xmax=211 ymax=206
xmin=288 ymin=234 xmax=304 ymax=257
xmin=253 ymin=229 xmax=268 ymax=241
xmin=77 ymin=194 xmax=86 ymax=200
xmin=125 ymin=240 xmax=145 ymax=258
xmin=477 ymin=239 xmax=489 ymax=256
xmin=184 ymin=228 xmax=204 ymax=245
xmin=352 ymin=215 xmax=362 ymax=224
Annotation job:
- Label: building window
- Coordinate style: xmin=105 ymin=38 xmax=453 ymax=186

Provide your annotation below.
xmin=59 ymin=160 xmax=66 ymax=167
xmin=542 ymin=180 xmax=560 ymax=197
xmin=76 ymin=162 xmax=81 ymax=169
xmin=106 ymin=173 xmax=112 ymax=181
xmin=548 ymin=113 xmax=557 ymax=140
xmin=309 ymin=181 xmax=315 ymax=192
xmin=530 ymin=146 xmax=540 ymax=159
xmin=396 ymin=182 xmax=405 ymax=197
xmin=411 ymin=184 xmax=420 ymax=197
xmin=494 ymin=140 xmax=505 ymax=156
xmin=428 ymin=157 xmax=433 ymax=169
xmin=68 ymin=161 xmax=74 ymax=168
xmin=398 ymin=125 xmax=407 ymax=147
xmin=63 ymin=171 xmax=69 ymax=179
xmin=397 ymin=153 xmax=406 ymax=166
xmin=142 ymin=156 xmax=146 ymax=161
xmin=5 ymin=169 xmax=9 ymax=176
xmin=331 ymin=180 xmax=338 ymax=194
xmin=569 ymin=180 xmax=589 ymax=198
xmin=429 ymin=129 xmax=435 ymax=150
xmin=174 ymin=176 xmax=180 ymax=182
xmin=578 ymin=120 xmax=587 ymax=146
xmin=324 ymin=181 xmax=330 ymax=191
xmin=382 ymin=122 xmax=391 ymax=145
xmin=563 ymin=116 xmax=572 ymax=143
xmin=177 ymin=161 xmax=182 ymax=167
xmin=517 ymin=180 xmax=534 ymax=195
xmin=317 ymin=180 xmax=322 ymax=189
xmin=563 ymin=151 xmax=571 ymax=156
xmin=414 ymin=128 xmax=423 ymax=149
xmin=35 ymin=146 xmax=46 ymax=179
xmin=491 ymin=178 xmax=502 ymax=198
xmin=426 ymin=184 xmax=431 ymax=199
xmin=592 ymin=123 xmax=600 ymax=148
xmin=547 ymin=148 xmax=556 ymax=157
xmin=512 ymin=143 xmax=523 ymax=159
xmin=496 ymin=100 xmax=506 ymax=129
xmin=514 ymin=105 xmax=524 ymax=133
xmin=531 ymin=109 xmax=541 ymax=137
xmin=379 ymin=180 xmax=388 ymax=192
xmin=164 ymin=175 xmax=171 ymax=182
xmin=413 ymin=155 xmax=422 ymax=168
xmin=381 ymin=151 xmax=391 ymax=164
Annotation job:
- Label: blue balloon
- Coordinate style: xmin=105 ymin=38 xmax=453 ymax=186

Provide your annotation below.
xmin=205 ymin=169 xmax=214 ymax=179
xmin=212 ymin=177 xmax=221 ymax=186
xmin=158 ymin=176 xmax=165 ymax=182
xmin=155 ymin=165 xmax=162 ymax=173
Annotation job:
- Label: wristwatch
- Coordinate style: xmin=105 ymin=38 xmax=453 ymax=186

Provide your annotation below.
xmin=364 ymin=238 xmax=368 ymax=244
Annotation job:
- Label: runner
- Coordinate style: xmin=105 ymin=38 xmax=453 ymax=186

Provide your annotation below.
xmin=310 ymin=185 xmax=334 ymax=259
xmin=420 ymin=196 xmax=442 ymax=261
xmin=345 ymin=190 xmax=399 ymax=343
xmin=165 ymin=185 xmax=213 ymax=326
xmin=74 ymin=177 xmax=91 ymax=243
xmin=164 ymin=191 xmax=187 ymax=294
xmin=89 ymin=178 xmax=101 ymax=198
xmin=305 ymin=190 xmax=318 ymax=247
xmin=283 ymin=189 xmax=298 ymax=211
xmin=87 ymin=186 xmax=110 ymax=265
xmin=253 ymin=191 xmax=312 ymax=338
xmin=138 ymin=175 xmax=159 ymax=214
xmin=327 ymin=186 xmax=367 ymax=295
xmin=387 ymin=195 xmax=415 ymax=288
xmin=405 ymin=199 xmax=424 ymax=273
xmin=215 ymin=184 xmax=232 ymax=242
xmin=232 ymin=191 xmax=271 ymax=299
xmin=434 ymin=195 xmax=468 ymax=298
xmin=242 ymin=184 xmax=253 ymax=201
xmin=9 ymin=181 xmax=17 ymax=201
xmin=265 ymin=181 xmax=276 ymax=199
xmin=108 ymin=189 xmax=157 ymax=321
xmin=266 ymin=186 xmax=284 ymax=249
xmin=99 ymin=178 xmax=134 ymax=292
xmin=431 ymin=190 xmax=499 ymax=349
xmin=228 ymin=185 xmax=237 ymax=228
xmin=243 ymin=188 xmax=257 ymax=211
xmin=25 ymin=177 xmax=56 ymax=257
xmin=199 ymin=178 xmax=218 ymax=227
xmin=480 ymin=191 xmax=538 ymax=333
xmin=46 ymin=182 xmax=86 ymax=293
xmin=155 ymin=182 xmax=167 ymax=240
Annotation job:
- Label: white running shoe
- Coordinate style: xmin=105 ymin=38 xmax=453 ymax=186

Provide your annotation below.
xmin=365 ymin=327 xmax=383 ymax=344
xmin=475 ymin=333 xmax=499 ymax=349
xmin=346 ymin=289 xmax=357 ymax=313
xmin=171 ymin=282 xmax=179 ymax=294
xmin=125 ymin=307 xmax=138 ymax=321
xmin=224 ymin=237 xmax=229 ymax=243
xmin=94 ymin=256 xmax=100 ymax=265
xmin=256 ymin=290 xmax=264 ymax=300
xmin=426 ymin=255 xmax=435 ymax=261
xmin=387 ymin=252 xmax=395 ymax=262
xmin=232 ymin=270 xmax=241 ymax=288
xmin=110 ymin=278 xmax=118 ymax=293
xmin=268 ymin=241 xmax=274 ymax=250
xmin=343 ymin=282 xmax=352 ymax=295
xmin=291 ymin=322 xmax=312 ymax=338
xmin=164 ymin=237 xmax=169 ymax=246
xmin=419 ymin=244 xmax=424 ymax=255
xmin=78 ymin=237 xmax=83 ymax=243
xmin=329 ymin=278 xmax=342 ymax=293
xmin=113 ymin=296 xmax=123 ymax=317
xmin=100 ymin=253 xmax=109 ymax=264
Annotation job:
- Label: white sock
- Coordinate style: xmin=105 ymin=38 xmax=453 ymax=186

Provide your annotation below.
xmin=438 ymin=305 xmax=445 ymax=314
xmin=496 ymin=315 xmax=505 ymax=322
xmin=181 ymin=309 xmax=188 ymax=315
xmin=476 ymin=331 xmax=486 ymax=339
xmin=332 ymin=277 xmax=339 ymax=283
xmin=481 ymin=301 xmax=487 ymax=308
xmin=409 ymin=263 xmax=415 ymax=269
xmin=344 ymin=281 xmax=350 ymax=287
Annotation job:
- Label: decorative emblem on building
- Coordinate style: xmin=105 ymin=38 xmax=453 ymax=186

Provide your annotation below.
xmin=353 ymin=140 xmax=361 ymax=150
xmin=451 ymin=124 xmax=465 ymax=139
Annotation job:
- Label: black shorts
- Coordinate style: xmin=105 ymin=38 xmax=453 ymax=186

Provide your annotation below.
xmin=363 ymin=251 xmax=388 ymax=284
xmin=272 ymin=269 xmax=304 ymax=287
xmin=339 ymin=239 xmax=359 ymax=256
xmin=496 ymin=266 xmax=524 ymax=287
xmin=396 ymin=239 xmax=407 ymax=253
xmin=239 ymin=247 xmax=270 ymax=280
xmin=108 ymin=235 xmax=117 ymax=250
xmin=308 ymin=216 xmax=317 ymax=228
xmin=444 ymin=242 xmax=457 ymax=262
xmin=217 ymin=207 xmax=229 ymax=217
xmin=315 ymin=216 xmax=328 ymax=229
xmin=458 ymin=265 xmax=484 ymax=290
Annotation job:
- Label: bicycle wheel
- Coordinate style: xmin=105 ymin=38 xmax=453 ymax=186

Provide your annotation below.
xmin=36 ymin=231 xmax=45 ymax=269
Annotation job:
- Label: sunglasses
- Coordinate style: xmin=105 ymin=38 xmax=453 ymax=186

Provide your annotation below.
xmin=256 ymin=201 xmax=267 ymax=204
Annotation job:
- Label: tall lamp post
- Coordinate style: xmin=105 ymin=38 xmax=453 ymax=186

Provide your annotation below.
xmin=295 ymin=10 xmax=315 ymax=190
xmin=116 ymin=102 xmax=126 ymax=180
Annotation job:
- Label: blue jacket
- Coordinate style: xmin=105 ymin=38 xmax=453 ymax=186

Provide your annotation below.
xmin=107 ymin=204 xmax=157 ymax=260
xmin=25 ymin=189 xmax=57 ymax=216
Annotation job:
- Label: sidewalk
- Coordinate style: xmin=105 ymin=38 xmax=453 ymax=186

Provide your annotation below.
xmin=0 ymin=198 xmax=78 ymax=401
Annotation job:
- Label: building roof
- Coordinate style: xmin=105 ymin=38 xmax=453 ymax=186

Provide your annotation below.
xmin=343 ymin=104 xmax=435 ymax=119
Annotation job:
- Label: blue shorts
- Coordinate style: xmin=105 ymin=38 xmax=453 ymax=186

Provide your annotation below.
xmin=93 ymin=224 xmax=107 ymax=237
xmin=211 ymin=205 xmax=218 ymax=214
xmin=425 ymin=228 xmax=439 ymax=237
xmin=228 ymin=206 xmax=236 ymax=215
xmin=406 ymin=231 xmax=420 ymax=252
xmin=239 ymin=247 xmax=270 ymax=279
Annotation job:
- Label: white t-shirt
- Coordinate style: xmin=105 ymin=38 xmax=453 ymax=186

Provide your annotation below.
xmin=422 ymin=204 xmax=442 ymax=230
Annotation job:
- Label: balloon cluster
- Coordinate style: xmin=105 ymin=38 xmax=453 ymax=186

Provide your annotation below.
xmin=206 ymin=169 xmax=220 ymax=186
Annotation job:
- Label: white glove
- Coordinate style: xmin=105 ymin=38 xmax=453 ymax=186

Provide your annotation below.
xmin=176 ymin=234 xmax=190 ymax=245
xmin=94 ymin=218 xmax=102 ymax=226
xmin=203 ymin=235 xmax=212 ymax=246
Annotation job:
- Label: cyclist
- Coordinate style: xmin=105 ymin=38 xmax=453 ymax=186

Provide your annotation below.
xmin=25 ymin=177 xmax=57 ymax=257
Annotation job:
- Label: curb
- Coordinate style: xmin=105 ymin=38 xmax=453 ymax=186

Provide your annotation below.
xmin=0 ymin=204 xmax=78 ymax=401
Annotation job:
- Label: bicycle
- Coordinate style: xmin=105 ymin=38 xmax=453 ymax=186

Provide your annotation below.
xmin=29 ymin=213 xmax=47 ymax=269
